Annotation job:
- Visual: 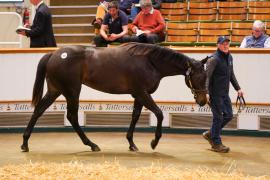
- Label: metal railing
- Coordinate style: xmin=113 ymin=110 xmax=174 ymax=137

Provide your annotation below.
xmin=0 ymin=12 xmax=23 ymax=48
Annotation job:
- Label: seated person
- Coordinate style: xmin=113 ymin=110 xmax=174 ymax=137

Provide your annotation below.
xmin=129 ymin=0 xmax=162 ymax=22
xmin=119 ymin=0 xmax=133 ymax=15
xmin=92 ymin=0 xmax=110 ymax=34
xmin=129 ymin=0 xmax=165 ymax=44
xmin=240 ymin=20 xmax=270 ymax=48
xmin=93 ymin=1 xmax=130 ymax=47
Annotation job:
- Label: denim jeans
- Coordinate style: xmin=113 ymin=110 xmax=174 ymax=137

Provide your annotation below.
xmin=209 ymin=94 xmax=233 ymax=145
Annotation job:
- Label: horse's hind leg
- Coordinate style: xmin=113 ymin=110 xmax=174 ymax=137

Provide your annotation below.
xmin=21 ymin=91 xmax=60 ymax=152
xmin=66 ymin=97 xmax=100 ymax=152
xmin=127 ymin=98 xmax=143 ymax=151
xmin=137 ymin=91 xmax=163 ymax=150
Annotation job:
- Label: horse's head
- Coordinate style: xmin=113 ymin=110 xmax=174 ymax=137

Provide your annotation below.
xmin=185 ymin=56 xmax=209 ymax=106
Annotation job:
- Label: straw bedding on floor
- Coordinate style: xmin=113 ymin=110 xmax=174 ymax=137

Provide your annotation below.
xmin=0 ymin=161 xmax=269 ymax=180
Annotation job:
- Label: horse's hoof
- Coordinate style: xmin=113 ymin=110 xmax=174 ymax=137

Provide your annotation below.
xmin=21 ymin=144 xmax=29 ymax=152
xmin=91 ymin=145 xmax=101 ymax=152
xmin=151 ymin=139 xmax=158 ymax=150
xmin=129 ymin=145 xmax=139 ymax=152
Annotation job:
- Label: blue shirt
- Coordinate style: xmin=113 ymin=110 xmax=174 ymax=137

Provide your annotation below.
xmin=103 ymin=10 xmax=128 ymax=34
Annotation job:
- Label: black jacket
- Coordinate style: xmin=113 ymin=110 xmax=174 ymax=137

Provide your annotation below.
xmin=26 ymin=3 xmax=56 ymax=47
xmin=206 ymin=49 xmax=240 ymax=96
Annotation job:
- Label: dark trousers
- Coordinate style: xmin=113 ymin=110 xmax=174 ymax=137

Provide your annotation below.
xmin=209 ymin=94 xmax=233 ymax=145
xmin=94 ymin=35 xmax=130 ymax=47
xmin=129 ymin=33 xmax=164 ymax=44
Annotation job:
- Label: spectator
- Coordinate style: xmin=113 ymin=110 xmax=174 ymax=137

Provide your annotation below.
xmin=203 ymin=36 xmax=244 ymax=153
xmin=92 ymin=0 xmax=110 ymax=34
xmin=119 ymin=0 xmax=133 ymax=15
xmin=129 ymin=0 xmax=162 ymax=22
xmin=18 ymin=0 xmax=56 ymax=47
xmin=152 ymin=0 xmax=162 ymax=9
xmin=129 ymin=0 xmax=165 ymax=44
xmin=240 ymin=20 xmax=270 ymax=48
xmin=129 ymin=0 xmax=140 ymax=22
xmin=93 ymin=1 xmax=129 ymax=47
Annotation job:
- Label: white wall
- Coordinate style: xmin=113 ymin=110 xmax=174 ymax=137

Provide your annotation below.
xmin=0 ymin=49 xmax=270 ymax=103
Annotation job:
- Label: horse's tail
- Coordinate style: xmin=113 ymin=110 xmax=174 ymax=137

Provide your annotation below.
xmin=32 ymin=52 xmax=52 ymax=107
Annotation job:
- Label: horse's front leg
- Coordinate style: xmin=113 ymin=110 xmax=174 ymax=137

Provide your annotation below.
xmin=127 ymin=98 xmax=143 ymax=151
xmin=21 ymin=92 xmax=59 ymax=152
xmin=138 ymin=91 xmax=163 ymax=150
xmin=150 ymin=107 xmax=163 ymax=150
xmin=66 ymin=98 xmax=100 ymax=152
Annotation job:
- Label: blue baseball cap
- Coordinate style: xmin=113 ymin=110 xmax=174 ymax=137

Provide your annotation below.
xmin=217 ymin=36 xmax=230 ymax=44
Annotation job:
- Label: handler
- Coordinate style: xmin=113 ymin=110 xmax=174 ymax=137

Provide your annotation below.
xmin=203 ymin=36 xmax=244 ymax=153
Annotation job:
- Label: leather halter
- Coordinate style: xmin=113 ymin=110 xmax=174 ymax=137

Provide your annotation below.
xmin=186 ymin=61 xmax=207 ymax=98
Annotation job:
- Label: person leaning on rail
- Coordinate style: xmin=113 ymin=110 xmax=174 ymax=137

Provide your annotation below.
xmin=240 ymin=20 xmax=270 ymax=48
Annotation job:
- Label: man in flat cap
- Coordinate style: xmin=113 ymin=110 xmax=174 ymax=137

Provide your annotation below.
xmin=203 ymin=36 xmax=244 ymax=153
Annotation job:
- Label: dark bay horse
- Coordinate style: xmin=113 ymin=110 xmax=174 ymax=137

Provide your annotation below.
xmin=21 ymin=42 xmax=209 ymax=152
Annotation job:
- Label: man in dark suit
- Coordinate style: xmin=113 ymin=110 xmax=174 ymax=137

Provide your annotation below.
xmin=19 ymin=0 xmax=56 ymax=47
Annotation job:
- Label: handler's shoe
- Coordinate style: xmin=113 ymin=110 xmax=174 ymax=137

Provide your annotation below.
xmin=202 ymin=130 xmax=214 ymax=147
xmin=211 ymin=144 xmax=230 ymax=153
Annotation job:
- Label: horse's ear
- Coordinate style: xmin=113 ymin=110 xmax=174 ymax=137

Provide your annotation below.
xmin=201 ymin=55 xmax=212 ymax=64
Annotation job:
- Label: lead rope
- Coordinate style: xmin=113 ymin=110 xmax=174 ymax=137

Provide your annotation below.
xmin=236 ymin=95 xmax=246 ymax=113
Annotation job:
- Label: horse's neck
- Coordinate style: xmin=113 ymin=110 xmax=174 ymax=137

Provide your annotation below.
xmin=153 ymin=56 xmax=189 ymax=78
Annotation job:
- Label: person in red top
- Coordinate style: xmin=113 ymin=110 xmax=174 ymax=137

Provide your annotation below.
xmin=129 ymin=0 xmax=165 ymax=44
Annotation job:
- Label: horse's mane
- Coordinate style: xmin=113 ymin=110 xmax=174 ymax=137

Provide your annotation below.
xmin=120 ymin=42 xmax=192 ymax=67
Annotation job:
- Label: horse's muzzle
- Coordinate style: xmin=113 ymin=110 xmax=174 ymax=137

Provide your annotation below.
xmin=195 ymin=94 xmax=207 ymax=106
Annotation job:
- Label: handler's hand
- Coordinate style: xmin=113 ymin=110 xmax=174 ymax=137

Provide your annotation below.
xmin=237 ymin=89 xmax=244 ymax=97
